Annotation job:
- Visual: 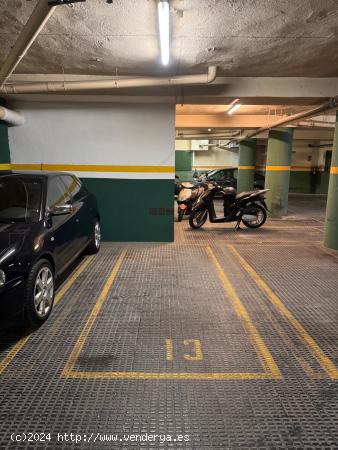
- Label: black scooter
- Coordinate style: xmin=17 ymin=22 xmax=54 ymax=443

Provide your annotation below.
xmin=189 ymin=184 xmax=269 ymax=230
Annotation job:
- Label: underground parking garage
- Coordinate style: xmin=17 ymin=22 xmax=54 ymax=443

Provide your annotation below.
xmin=0 ymin=0 xmax=338 ymax=448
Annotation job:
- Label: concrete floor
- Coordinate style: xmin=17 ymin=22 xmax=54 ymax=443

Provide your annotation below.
xmin=0 ymin=194 xmax=337 ymax=449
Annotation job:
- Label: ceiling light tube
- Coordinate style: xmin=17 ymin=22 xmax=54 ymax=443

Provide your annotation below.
xmin=227 ymin=103 xmax=242 ymax=115
xmin=158 ymin=1 xmax=170 ymax=65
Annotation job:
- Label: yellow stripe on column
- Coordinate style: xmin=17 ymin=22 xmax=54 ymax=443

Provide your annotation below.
xmin=266 ymin=165 xmax=291 ymax=171
xmin=330 ymin=166 xmax=338 ymax=174
xmin=238 ymin=166 xmax=255 ymax=170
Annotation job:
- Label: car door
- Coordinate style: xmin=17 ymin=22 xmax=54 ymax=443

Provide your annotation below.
xmin=60 ymin=175 xmax=91 ymax=250
xmin=222 ymin=169 xmax=237 ymax=188
xmin=45 ymin=175 xmax=79 ymax=273
xmin=211 ymin=170 xmax=226 ymax=186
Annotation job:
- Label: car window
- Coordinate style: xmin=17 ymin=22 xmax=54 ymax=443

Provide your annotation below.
xmin=60 ymin=175 xmax=87 ymax=202
xmin=207 ymin=169 xmax=217 ymax=177
xmin=46 ymin=176 xmax=72 ymax=211
xmin=210 ymin=170 xmax=223 ymax=180
xmin=0 ymin=177 xmax=42 ymax=222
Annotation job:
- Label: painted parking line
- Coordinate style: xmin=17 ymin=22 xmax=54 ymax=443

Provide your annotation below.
xmin=206 ymin=246 xmax=281 ymax=380
xmin=0 ymin=256 xmax=95 ymax=375
xmin=62 ymin=247 xmax=281 ymax=380
xmin=228 ymin=245 xmax=338 ymax=380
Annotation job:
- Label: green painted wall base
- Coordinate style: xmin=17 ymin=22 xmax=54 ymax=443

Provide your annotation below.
xmin=82 ymin=178 xmax=174 ymax=242
xmin=0 ymin=122 xmax=10 ymax=164
xmin=316 ymin=172 xmax=330 ymax=194
xmin=289 ymin=171 xmax=330 ymax=194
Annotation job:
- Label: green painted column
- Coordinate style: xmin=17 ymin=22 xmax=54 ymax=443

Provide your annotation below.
xmin=0 ymin=98 xmax=10 ymax=168
xmin=265 ymin=127 xmax=293 ymax=217
xmin=324 ymin=111 xmax=338 ymax=250
xmin=0 ymin=122 xmax=11 ymax=168
xmin=237 ymin=139 xmax=256 ymax=193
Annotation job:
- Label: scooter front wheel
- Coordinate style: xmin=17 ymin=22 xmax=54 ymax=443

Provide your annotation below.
xmin=177 ymin=208 xmax=185 ymax=222
xmin=189 ymin=210 xmax=208 ymax=229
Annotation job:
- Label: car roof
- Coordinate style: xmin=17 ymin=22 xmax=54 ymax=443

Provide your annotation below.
xmin=208 ymin=167 xmax=237 ymax=172
xmin=0 ymin=170 xmax=75 ymax=178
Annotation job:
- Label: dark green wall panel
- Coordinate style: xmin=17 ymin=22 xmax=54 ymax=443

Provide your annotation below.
xmin=0 ymin=123 xmax=10 ymax=164
xmin=175 ymin=151 xmax=192 ymax=171
xmin=289 ymin=172 xmax=311 ymax=193
xmin=317 ymin=172 xmax=330 ymax=194
xmin=290 ymin=171 xmax=329 ymax=194
xmin=82 ymin=178 xmax=174 ymax=242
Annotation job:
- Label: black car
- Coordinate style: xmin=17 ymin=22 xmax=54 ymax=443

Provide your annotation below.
xmin=0 ymin=171 xmax=100 ymax=328
xmin=194 ymin=167 xmax=265 ymax=190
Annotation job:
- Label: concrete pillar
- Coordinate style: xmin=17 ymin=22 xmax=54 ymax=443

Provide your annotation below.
xmin=324 ymin=111 xmax=338 ymax=250
xmin=237 ymin=139 xmax=256 ymax=193
xmin=265 ymin=127 xmax=293 ymax=217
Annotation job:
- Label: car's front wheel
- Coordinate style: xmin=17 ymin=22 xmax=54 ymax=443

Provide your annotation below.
xmin=87 ymin=219 xmax=101 ymax=254
xmin=24 ymin=259 xmax=55 ymax=328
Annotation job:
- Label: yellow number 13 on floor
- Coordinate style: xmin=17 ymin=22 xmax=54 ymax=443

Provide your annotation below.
xmin=165 ymin=339 xmax=203 ymax=361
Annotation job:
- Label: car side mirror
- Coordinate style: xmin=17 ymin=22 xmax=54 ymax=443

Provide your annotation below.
xmin=50 ymin=204 xmax=73 ymax=216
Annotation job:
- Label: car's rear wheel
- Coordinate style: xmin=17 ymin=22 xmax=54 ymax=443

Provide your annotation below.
xmin=87 ymin=219 xmax=101 ymax=254
xmin=24 ymin=259 xmax=55 ymax=328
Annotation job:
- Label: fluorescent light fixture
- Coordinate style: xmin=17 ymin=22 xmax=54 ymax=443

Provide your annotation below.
xmin=158 ymin=1 xmax=170 ymax=65
xmin=227 ymin=103 xmax=242 ymax=115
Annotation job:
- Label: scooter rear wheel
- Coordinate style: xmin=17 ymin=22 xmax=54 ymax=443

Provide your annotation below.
xmin=189 ymin=210 xmax=208 ymax=229
xmin=242 ymin=204 xmax=267 ymax=228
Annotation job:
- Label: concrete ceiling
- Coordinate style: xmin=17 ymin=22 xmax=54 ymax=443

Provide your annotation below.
xmin=1 ymin=0 xmax=338 ymax=77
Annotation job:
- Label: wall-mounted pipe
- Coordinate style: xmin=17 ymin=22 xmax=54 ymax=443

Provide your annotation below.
xmin=0 ymin=107 xmax=25 ymax=126
xmin=0 ymin=0 xmax=57 ymax=87
xmin=0 ymin=66 xmax=217 ymax=94
xmin=229 ymin=96 xmax=338 ymax=144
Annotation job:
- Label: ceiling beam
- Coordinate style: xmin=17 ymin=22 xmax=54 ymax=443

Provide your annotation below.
xmin=176 ymin=114 xmax=287 ymax=129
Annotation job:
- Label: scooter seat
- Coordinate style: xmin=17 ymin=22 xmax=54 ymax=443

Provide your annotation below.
xmin=236 ymin=190 xmax=257 ymax=200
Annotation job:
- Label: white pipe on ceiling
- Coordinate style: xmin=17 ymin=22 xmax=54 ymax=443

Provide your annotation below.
xmin=229 ymin=97 xmax=338 ymax=144
xmin=0 ymin=107 xmax=25 ymax=126
xmin=0 ymin=66 xmax=218 ymax=94
xmin=0 ymin=0 xmax=57 ymax=87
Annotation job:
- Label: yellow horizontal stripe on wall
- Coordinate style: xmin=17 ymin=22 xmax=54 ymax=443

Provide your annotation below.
xmin=256 ymin=165 xmax=325 ymax=172
xmin=9 ymin=164 xmax=175 ymax=173
xmin=11 ymin=164 xmax=42 ymax=170
xmin=266 ymin=165 xmax=291 ymax=171
xmin=238 ymin=166 xmax=255 ymax=170
xmin=0 ymin=164 xmax=11 ymax=170
xmin=330 ymin=166 xmax=338 ymax=174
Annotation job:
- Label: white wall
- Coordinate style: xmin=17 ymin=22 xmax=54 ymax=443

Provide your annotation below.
xmin=175 ymin=140 xmax=191 ymax=151
xmin=193 ymin=144 xmax=238 ymax=169
xmin=8 ymin=102 xmax=175 ymax=179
